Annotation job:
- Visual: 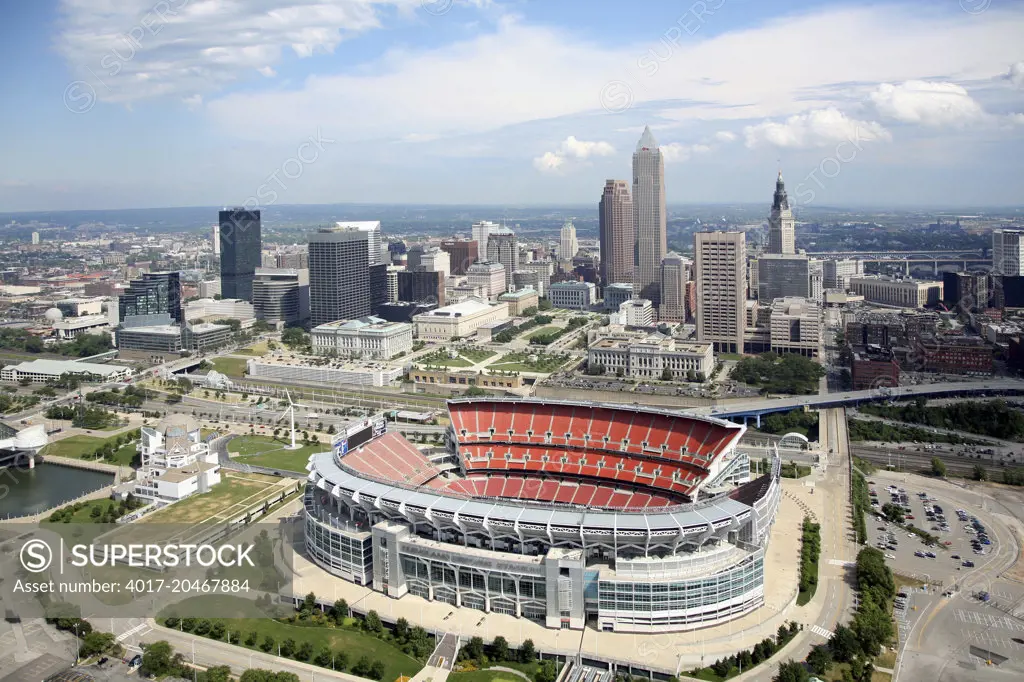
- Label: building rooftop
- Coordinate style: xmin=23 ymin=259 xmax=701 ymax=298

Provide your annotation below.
xmin=118 ymin=324 xmax=181 ymax=335
xmin=418 ymin=298 xmax=495 ymax=317
xmin=314 ymin=316 xmax=410 ymax=332
xmin=499 ymin=288 xmax=538 ymax=300
xmin=2 ymin=358 xmax=132 ymax=376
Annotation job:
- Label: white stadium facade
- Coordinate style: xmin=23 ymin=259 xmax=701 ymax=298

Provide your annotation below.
xmin=304 ymin=398 xmax=781 ymax=633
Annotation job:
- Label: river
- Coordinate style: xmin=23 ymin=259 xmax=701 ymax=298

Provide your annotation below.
xmin=0 ymin=462 xmax=114 ymax=519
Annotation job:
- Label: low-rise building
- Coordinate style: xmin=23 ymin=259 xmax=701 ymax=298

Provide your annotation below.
xmin=408 ymin=368 xmax=523 ymax=392
xmin=620 ymin=298 xmax=654 ymax=327
xmin=499 ymin=288 xmax=539 ymax=316
xmin=0 ymin=359 xmax=133 ymax=384
xmin=311 ymin=316 xmax=413 ymax=359
xmin=851 ymin=346 xmax=900 ymax=390
xmin=245 ymin=358 xmax=402 ymax=387
xmin=920 ymin=336 xmax=992 ymax=375
xmin=115 ymin=324 xmax=184 ymax=355
xmin=52 ymin=313 xmax=110 ymax=341
xmin=549 ymin=281 xmax=596 ymax=311
xmin=182 ymin=321 xmax=233 ymax=352
xmin=769 ymin=297 xmax=821 ymax=357
xmin=466 ymin=262 xmax=506 ymax=299
xmin=850 ymin=276 xmax=943 ymax=308
xmin=413 ymin=298 xmax=509 ymax=341
xmin=603 ymin=282 xmax=634 ymax=312
xmin=587 ymin=332 xmax=714 ymax=380
xmin=184 ymin=298 xmax=256 ymax=323
xmin=134 ymin=415 xmax=220 ymax=504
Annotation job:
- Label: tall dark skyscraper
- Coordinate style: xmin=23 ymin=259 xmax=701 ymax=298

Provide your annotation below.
xmin=119 ymin=271 xmax=182 ymax=325
xmin=219 ymin=208 xmax=262 ymax=302
xmin=309 ymin=227 xmax=370 ymax=326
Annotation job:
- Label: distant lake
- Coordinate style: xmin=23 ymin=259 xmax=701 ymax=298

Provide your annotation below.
xmin=0 ymin=462 xmax=114 ymax=519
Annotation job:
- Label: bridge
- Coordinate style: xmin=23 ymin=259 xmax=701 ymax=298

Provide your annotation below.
xmin=806 ymin=250 xmax=985 ymax=258
xmin=684 ymin=378 xmax=1024 ymax=426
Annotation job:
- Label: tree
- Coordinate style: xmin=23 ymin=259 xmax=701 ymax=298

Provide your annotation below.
xmin=931 ymin=457 xmax=947 ymax=478
xmin=828 ymin=624 xmax=860 ymax=663
xmin=352 ymin=656 xmax=372 ymax=676
xmin=80 ymin=631 xmax=116 ymax=657
xmin=806 ymin=645 xmax=833 ymax=675
xmin=302 ymin=592 xmax=317 ymax=612
xmin=394 ymin=617 xmax=410 ymax=642
xmin=204 ymin=666 xmax=232 ymax=682
xmin=240 ymin=671 xmax=300 ymax=682
xmin=774 ymin=660 xmax=809 ymax=682
xmin=296 ymin=641 xmax=314 ymax=661
xmin=364 ymin=610 xmax=383 ymax=634
xmin=536 ymin=660 xmax=558 ymax=682
xmin=491 ymin=635 xmax=510 ymax=662
xmin=518 ymin=639 xmax=536 ymax=663
xmin=973 ymin=464 xmax=988 ymax=481
xmin=331 ymin=598 xmax=349 ymax=621
xmin=315 ymin=647 xmax=333 ymax=667
xmin=140 ymin=641 xmax=176 ymax=677
xmin=661 ymin=367 xmax=673 ymax=381
xmin=260 ymin=635 xmax=276 ymax=652
xmin=279 ymin=637 xmax=296 ymax=658
xmin=881 ymin=502 xmax=905 ymax=524
xmin=369 ymin=660 xmax=386 ymax=680
xmin=463 ymin=636 xmax=485 ymax=661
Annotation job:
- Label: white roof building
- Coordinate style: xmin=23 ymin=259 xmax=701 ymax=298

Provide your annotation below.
xmin=0 ymin=359 xmax=133 ymax=384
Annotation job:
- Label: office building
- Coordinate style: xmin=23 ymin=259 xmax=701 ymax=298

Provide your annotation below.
xmin=549 ymin=281 xmax=596 ymax=311
xmin=440 ymin=239 xmax=479 ymax=275
xmin=695 ymin=231 xmax=746 ymax=354
xmin=386 ymin=266 xmax=400 ymax=303
xmin=769 ymin=297 xmax=820 ymax=357
xmin=757 ymin=254 xmax=810 ymax=303
xmin=620 ymin=298 xmax=654 ymax=327
xmin=253 ymin=268 xmax=309 ymax=328
xmin=633 ymin=127 xmax=667 ymax=305
xmin=604 ymin=282 xmax=634 ymax=312
xmin=181 ymin=321 xmax=233 ymax=353
xmin=809 ymin=260 xmax=823 ymax=302
xmin=467 ymin=261 xmax=506 ymax=299
xmin=499 ymin=288 xmax=539 ymax=316
xmin=766 ymin=172 xmax=795 ymax=255
xmin=472 ymin=221 xmax=499 ymax=259
xmin=512 ymin=270 xmax=541 ymax=296
xmin=560 ymin=220 xmax=579 ymax=260
xmin=412 ymin=298 xmax=510 ymax=340
xmin=849 ymin=276 xmax=943 ymax=308
xmin=822 ymin=259 xmax=864 ymax=290
xmin=211 ymin=224 xmax=220 ymax=257
xmin=184 ymin=298 xmax=255 ymax=323
xmin=336 ymin=221 xmax=383 ymax=266
xmin=119 ymin=271 xmax=182 ymax=325
xmin=659 ymin=252 xmax=690 ymax=322
xmin=599 ymin=179 xmax=635 ymax=286
xmin=369 ymin=263 xmax=388 ymax=315
xmin=421 ymin=247 xmax=451 ymax=277
xmin=993 ymin=229 xmax=1024 ymax=276
xmin=52 ymin=314 xmax=110 ymax=341
xmin=398 ymin=270 xmax=446 ymax=307
xmin=198 ymin=279 xmax=221 ymax=299
xmin=486 ymin=228 xmax=519 ymax=289
xmin=31 ymin=232 xmax=40 ymax=245
xmin=0 ymin=359 xmax=133 ymax=384
xmin=521 ymin=261 xmax=552 ymax=297
xmin=218 ymin=208 xmax=261 ymax=302
xmin=943 ymin=271 xmax=990 ymax=312
xmin=309 ymin=227 xmax=370 ymax=327
xmin=851 ymin=347 xmax=900 ymax=390
xmin=311 ymin=316 xmax=413 ymax=359
xmin=276 ymin=251 xmax=309 ymax=269
xmin=588 ymin=333 xmax=714 ymax=380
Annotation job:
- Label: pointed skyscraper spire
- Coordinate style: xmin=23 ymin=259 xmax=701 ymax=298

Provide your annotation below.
xmin=637 ymin=125 xmax=659 ymax=152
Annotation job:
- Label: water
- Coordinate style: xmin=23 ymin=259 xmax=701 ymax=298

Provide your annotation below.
xmin=0 ymin=462 xmax=115 ymax=519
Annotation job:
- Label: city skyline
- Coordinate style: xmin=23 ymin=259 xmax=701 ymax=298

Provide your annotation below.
xmin=0 ymin=1 xmax=1022 ymax=212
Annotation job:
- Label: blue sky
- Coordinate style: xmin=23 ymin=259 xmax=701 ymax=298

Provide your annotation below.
xmin=1 ymin=0 xmax=1022 ymax=212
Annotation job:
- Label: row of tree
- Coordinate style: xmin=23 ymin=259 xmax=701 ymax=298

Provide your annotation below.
xmin=458 ymin=636 xmax=555 ymax=682
xmin=698 ymin=621 xmax=801 ymax=679
xmin=141 ymin=640 xmax=299 ymax=681
xmin=862 ymin=398 xmax=1024 ymax=442
xmin=797 ymin=517 xmax=821 ymax=606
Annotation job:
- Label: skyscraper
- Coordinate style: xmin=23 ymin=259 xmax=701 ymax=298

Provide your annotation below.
xmin=336 ymin=221 xmax=383 ymax=266
xmin=440 ymin=239 xmax=479 ymax=275
xmin=695 ymin=231 xmax=746 ymax=354
xmin=308 ymin=227 xmax=370 ymax=326
xmin=472 ymin=221 xmax=499 ymax=260
xmin=559 ymin=220 xmax=579 ymax=260
xmin=211 ymin=224 xmax=220 ymax=257
xmin=119 ymin=272 xmax=182 ymax=326
xmin=632 ymin=127 xmax=667 ymax=305
xmin=659 ymin=253 xmax=691 ymax=322
xmin=993 ymin=229 xmax=1024 ymax=276
xmin=599 ymin=179 xmax=635 ymax=285
xmin=218 ymin=208 xmax=262 ymax=302
xmin=767 ymin=172 xmax=795 ymax=255
xmin=757 ymin=254 xmax=810 ymax=302
xmin=486 ymin=228 xmax=519 ymax=289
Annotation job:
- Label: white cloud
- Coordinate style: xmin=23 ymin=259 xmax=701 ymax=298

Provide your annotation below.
xmin=660 ymin=143 xmax=712 ymax=163
xmin=743 ymin=107 xmax=891 ymax=149
xmin=183 ymin=94 xmax=203 ymax=110
xmin=869 ymin=81 xmax=985 ymax=127
xmin=258 ymin=66 xmax=277 ymax=78
xmin=714 ymin=131 xmax=737 ymax=143
xmin=56 ymin=0 xmax=416 ymax=104
xmin=1007 ymin=62 xmax=1024 ymax=89
xmin=533 ymin=136 xmax=614 ymax=173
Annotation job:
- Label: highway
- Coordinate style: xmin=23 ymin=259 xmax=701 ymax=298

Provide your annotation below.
xmin=687 ymin=378 xmax=1024 ymax=420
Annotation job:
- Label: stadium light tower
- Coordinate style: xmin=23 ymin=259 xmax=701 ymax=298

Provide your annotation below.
xmin=279 ymin=389 xmax=308 ymax=450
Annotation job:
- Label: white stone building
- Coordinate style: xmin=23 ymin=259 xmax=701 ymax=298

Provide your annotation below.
xmin=135 ymin=415 xmax=221 ymax=504
xmin=413 ymin=298 xmax=509 ymax=341
xmin=311 ymin=316 xmax=413 ymax=359
xmin=588 ymin=332 xmax=714 ymax=380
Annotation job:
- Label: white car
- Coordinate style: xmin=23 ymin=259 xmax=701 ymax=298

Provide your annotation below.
xmin=885 ymin=553 xmax=896 ymax=560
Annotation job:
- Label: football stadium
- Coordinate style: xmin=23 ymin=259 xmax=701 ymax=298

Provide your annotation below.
xmin=305 ymin=398 xmax=781 ymax=633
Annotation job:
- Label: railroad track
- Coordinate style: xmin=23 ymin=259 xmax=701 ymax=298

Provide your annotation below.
xmin=850 ymin=445 xmax=1014 ymax=478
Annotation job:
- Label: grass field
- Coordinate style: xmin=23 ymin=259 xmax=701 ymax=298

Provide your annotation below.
xmin=211 ymin=356 xmax=249 ymax=377
xmin=231 ymin=435 xmax=325 ymax=472
xmin=450 ymin=671 xmax=523 ymax=682
xmin=459 ymin=348 xmax=496 ymax=363
xmin=417 ymin=350 xmax=472 ymax=368
xmin=238 ymin=341 xmax=270 ymax=356
xmin=489 ymin=352 xmax=568 ymax=374
xmin=41 ymin=434 xmax=137 ymax=464
xmin=160 ymin=595 xmax=424 ymax=682
xmin=140 ymin=472 xmax=283 ymax=526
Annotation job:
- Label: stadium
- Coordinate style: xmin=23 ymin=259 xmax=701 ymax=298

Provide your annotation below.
xmin=304 ymin=398 xmax=781 ymax=633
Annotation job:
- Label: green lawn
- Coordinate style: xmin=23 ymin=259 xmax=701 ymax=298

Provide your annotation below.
xmin=525 ymin=326 xmax=558 ymax=340
xmin=67 ymin=498 xmax=119 ymax=523
xmin=237 ymin=341 xmax=270 ymax=357
xmin=459 ymin=349 xmax=496 ymax=363
xmin=160 ymin=595 xmax=424 ymax=682
xmin=211 ymin=356 xmax=249 ymax=377
xmin=139 ymin=472 xmax=283 ymax=526
xmin=417 ymin=350 xmax=472 ymax=368
xmin=41 ymin=434 xmax=134 ymax=462
xmin=489 ymin=352 xmax=568 ymax=374
xmin=450 ymin=671 xmax=523 ymax=682
xmin=231 ymin=435 xmax=326 ymax=472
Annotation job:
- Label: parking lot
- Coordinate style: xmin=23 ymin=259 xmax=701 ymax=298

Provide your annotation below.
xmin=865 ymin=474 xmax=1002 ymax=588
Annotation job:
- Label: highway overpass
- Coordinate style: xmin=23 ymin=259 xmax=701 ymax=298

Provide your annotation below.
xmin=685 ymin=378 xmax=1024 ymax=426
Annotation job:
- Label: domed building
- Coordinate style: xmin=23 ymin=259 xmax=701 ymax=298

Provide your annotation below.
xmin=43 ymin=307 xmax=64 ymax=323
xmin=135 ymin=414 xmax=220 ymax=504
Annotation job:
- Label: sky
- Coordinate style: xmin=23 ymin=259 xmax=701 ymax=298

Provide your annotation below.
xmin=0 ymin=0 xmax=1022 ymax=213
